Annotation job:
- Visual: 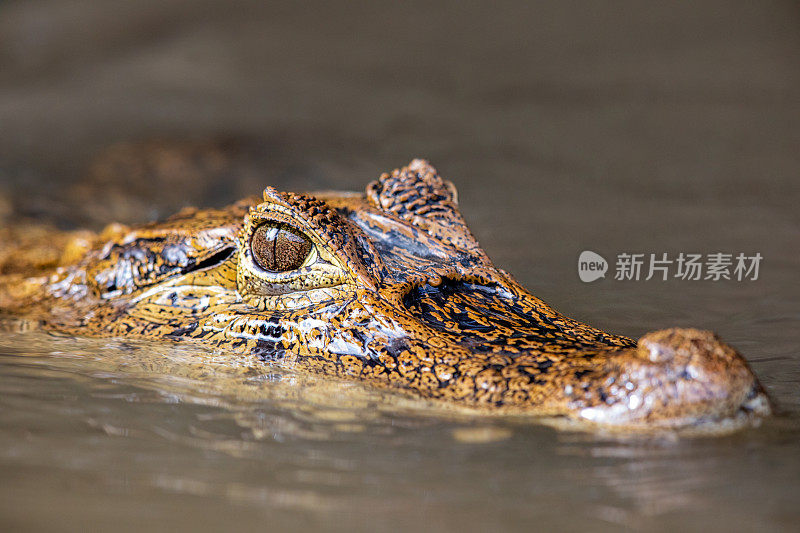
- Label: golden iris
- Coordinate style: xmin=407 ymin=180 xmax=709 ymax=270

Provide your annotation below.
xmin=250 ymin=223 xmax=312 ymax=272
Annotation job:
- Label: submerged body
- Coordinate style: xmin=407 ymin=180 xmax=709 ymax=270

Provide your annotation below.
xmin=0 ymin=160 xmax=770 ymax=429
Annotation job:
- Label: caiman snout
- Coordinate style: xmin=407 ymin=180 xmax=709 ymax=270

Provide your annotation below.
xmin=573 ymin=328 xmax=771 ymax=428
xmin=396 ymin=278 xmax=768 ymax=429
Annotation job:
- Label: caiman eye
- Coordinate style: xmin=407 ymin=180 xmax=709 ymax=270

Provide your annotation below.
xmin=251 ymin=223 xmax=312 ymax=272
xmin=237 ymin=189 xmax=375 ymax=310
xmin=238 ymin=213 xmax=349 ymax=308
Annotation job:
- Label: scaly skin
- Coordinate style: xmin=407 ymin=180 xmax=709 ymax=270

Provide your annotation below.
xmin=0 ymin=160 xmax=771 ymax=429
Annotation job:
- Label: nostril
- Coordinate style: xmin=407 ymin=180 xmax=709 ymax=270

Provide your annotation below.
xmin=637 ymin=328 xmax=721 ymax=365
xmin=740 ymin=384 xmax=772 ymax=416
xmin=638 ymin=338 xmax=675 ymax=363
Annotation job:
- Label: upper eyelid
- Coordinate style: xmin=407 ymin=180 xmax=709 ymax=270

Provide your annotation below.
xmin=246 ymin=206 xmax=304 ymax=229
xmin=244 ymin=211 xmax=326 ymax=248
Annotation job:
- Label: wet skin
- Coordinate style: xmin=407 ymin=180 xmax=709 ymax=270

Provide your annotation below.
xmin=0 ymin=160 xmax=771 ymax=430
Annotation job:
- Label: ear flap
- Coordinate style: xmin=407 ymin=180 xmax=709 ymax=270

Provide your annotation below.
xmin=366 ymin=159 xmax=484 ymax=255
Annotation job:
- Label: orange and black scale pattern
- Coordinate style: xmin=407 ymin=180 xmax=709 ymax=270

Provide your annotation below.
xmin=0 ymin=159 xmax=770 ymax=429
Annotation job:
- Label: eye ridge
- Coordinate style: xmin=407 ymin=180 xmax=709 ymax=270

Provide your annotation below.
xmin=251 ymin=223 xmax=312 ymax=272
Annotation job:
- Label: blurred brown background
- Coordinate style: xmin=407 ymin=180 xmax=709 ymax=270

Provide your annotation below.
xmin=0 ymin=0 xmax=798 ymax=335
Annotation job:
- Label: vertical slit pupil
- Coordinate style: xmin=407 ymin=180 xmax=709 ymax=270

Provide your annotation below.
xmin=251 ymin=223 xmax=312 ymax=272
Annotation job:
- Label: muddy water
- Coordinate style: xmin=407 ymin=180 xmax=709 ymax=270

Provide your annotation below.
xmin=1 ymin=1 xmax=799 ymax=531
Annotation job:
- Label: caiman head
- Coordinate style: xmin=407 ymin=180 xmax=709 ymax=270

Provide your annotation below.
xmin=7 ymin=160 xmax=770 ymax=430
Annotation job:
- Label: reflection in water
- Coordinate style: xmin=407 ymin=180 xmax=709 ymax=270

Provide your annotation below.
xmin=0 ymin=330 xmax=798 ymax=531
xmin=559 ymin=436 xmax=712 ymax=525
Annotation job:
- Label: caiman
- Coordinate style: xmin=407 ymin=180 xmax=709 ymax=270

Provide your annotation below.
xmin=0 ymin=159 xmax=771 ymax=430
